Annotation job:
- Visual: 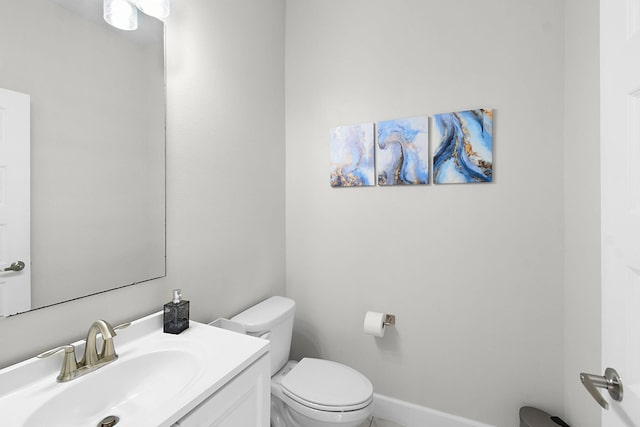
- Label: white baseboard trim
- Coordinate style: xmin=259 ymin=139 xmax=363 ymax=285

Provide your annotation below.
xmin=371 ymin=393 xmax=496 ymax=427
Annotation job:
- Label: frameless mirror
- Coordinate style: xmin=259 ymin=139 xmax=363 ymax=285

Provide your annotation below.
xmin=0 ymin=0 xmax=166 ymax=316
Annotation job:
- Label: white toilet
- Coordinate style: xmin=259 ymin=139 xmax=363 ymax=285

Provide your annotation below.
xmin=229 ymin=296 xmax=374 ymax=427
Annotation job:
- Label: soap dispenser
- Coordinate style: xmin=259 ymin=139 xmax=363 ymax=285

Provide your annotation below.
xmin=164 ymin=289 xmax=189 ymax=334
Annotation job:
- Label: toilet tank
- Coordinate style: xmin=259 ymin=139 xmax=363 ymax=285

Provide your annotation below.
xmin=230 ymin=296 xmax=295 ymax=375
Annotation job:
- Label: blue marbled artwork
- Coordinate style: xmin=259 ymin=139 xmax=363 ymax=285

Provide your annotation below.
xmin=433 ymin=109 xmax=493 ymax=184
xmin=330 ymin=123 xmax=375 ymax=187
xmin=375 ymin=116 xmax=429 ymax=186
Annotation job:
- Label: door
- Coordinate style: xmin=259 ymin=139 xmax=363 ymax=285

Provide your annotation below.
xmin=600 ymin=0 xmax=640 ymax=424
xmin=0 ymin=88 xmax=30 ymax=317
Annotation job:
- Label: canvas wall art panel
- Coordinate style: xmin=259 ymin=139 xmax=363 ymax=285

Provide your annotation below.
xmin=375 ymin=116 xmax=429 ymax=186
xmin=433 ymin=109 xmax=493 ymax=184
xmin=330 ymin=123 xmax=375 ymax=187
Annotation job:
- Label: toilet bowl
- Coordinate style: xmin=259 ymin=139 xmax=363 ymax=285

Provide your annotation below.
xmin=229 ymin=296 xmax=374 ymax=427
xmin=271 ymin=359 xmax=373 ymax=427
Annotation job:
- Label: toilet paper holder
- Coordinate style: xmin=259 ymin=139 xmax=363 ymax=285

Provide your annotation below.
xmin=383 ymin=314 xmax=396 ymax=326
xmin=363 ymin=311 xmax=396 ymax=337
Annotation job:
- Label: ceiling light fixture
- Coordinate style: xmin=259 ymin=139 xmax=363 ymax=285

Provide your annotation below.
xmin=135 ymin=0 xmax=170 ymax=20
xmin=103 ymin=0 xmax=138 ymax=31
xmin=103 ymin=0 xmax=170 ymax=31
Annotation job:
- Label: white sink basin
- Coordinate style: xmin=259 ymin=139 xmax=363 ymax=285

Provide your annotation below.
xmin=24 ymin=350 xmax=198 ymax=427
xmin=0 ymin=312 xmax=269 ymax=427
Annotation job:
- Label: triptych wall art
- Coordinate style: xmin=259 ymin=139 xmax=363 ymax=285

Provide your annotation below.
xmin=330 ymin=108 xmax=493 ymax=187
xmin=376 ymin=116 xmax=429 ymax=186
xmin=329 ymin=123 xmax=375 ymax=187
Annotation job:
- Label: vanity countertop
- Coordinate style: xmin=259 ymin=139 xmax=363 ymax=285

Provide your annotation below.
xmin=0 ymin=312 xmax=270 ymax=427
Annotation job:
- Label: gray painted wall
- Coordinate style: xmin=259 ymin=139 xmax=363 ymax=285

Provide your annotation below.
xmin=165 ymin=0 xmax=286 ymax=322
xmin=285 ymin=1 xmax=565 ymax=426
xmin=563 ymin=0 xmax=601 ymax=425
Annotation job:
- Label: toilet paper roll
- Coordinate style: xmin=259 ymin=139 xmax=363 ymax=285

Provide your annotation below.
xmin=364 ymin=311 xmax=386 ymax=337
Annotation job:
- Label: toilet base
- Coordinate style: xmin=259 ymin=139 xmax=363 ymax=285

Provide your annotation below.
xmin=271 ymin=394 xmax=370 ymax=427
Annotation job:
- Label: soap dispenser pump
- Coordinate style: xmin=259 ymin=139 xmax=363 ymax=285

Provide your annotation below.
xmin=164 ymin=289 xmax=189 ymax=334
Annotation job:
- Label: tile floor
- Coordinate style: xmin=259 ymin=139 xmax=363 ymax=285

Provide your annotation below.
xmin=358 ymin=417 xmax=405 ymax=427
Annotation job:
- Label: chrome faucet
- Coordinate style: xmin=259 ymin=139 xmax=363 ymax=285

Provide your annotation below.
xmin=37 ymin=320 xmax=130 ymax=382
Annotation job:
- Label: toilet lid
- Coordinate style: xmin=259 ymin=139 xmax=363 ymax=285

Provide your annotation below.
xmin=281 ymin=358 xmax=373 ymax=412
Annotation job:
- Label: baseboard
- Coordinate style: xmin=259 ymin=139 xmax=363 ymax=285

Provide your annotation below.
xmin=371 ymin=393 xmax=496 ymax=427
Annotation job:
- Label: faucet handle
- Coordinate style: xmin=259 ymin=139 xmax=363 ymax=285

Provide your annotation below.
xmin=37 ymin=344 xmax=75 ymax=359
xmin=114 ymin=322 xmax=131 ymax=332
xmin=37 ymin=345 xmax=78 ymax=382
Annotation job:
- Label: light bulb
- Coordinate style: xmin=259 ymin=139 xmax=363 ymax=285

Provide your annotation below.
xmin=104 ymin=0 xmax=138 ymax=31
xmin=135 ymin=0 xmax=170 ymax=20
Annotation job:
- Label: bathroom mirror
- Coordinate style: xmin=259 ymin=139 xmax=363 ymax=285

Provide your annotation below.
xmin=0 ymin=0 xmax=166 ymax=316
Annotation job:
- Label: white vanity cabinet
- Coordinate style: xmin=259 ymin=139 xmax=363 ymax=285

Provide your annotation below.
xmin=173 ymin=353 xmax=271 ymax=427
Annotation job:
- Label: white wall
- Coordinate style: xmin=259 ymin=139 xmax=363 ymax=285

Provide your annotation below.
xmin=0 ymin=0 xmax=285 ymax=368
xmin=285 ymin=1 xmax=565 ymax=426
xmin=563 ymin=0 xmax=601 ymax=425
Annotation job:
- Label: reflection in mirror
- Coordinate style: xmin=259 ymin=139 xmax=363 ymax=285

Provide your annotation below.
xmin=0 ymin=0 xmax=166 ymax=316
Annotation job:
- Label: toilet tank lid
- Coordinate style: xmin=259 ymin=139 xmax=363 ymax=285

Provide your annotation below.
xmin=230 ymin=296 xmax=296 ymax=333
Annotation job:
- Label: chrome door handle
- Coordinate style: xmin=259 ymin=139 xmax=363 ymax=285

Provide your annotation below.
xmin=3 ymin=261 xmax=25 ymax=272
xmin=580 ymin=367 xmax=623 ymax=409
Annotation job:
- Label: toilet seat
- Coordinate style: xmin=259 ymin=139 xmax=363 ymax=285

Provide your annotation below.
xmin=281 ymin=358 xmax=373 ymax=412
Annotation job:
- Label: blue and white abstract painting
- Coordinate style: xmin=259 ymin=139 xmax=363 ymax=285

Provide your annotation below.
xmin=375 ymin=116 xmax=429 ymax=186
xmin=433 ymin=109 xmax=493 ymax=184
xmin=330 ymin=123 xmax=375 ymax=187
